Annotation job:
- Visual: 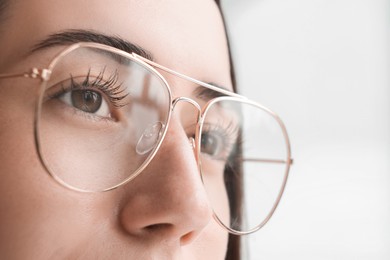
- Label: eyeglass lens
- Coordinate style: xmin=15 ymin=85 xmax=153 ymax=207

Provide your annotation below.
xmin=200 ymin=99 xmax=289 ymax=233
xmin=38 ymin=46 xmax=171 ymax=191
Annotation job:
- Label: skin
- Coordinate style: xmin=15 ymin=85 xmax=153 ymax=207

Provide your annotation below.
xmin=0 ymin=0 xmax=233 ymax=259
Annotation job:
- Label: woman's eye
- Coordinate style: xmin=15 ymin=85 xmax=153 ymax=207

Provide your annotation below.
xmin=201 ymin=132 xmax=224 ymax=158
xmin=59 ymin=89 xmax=110 ymax=118
xmin=200 ymin=121 xmax=239 ymax=161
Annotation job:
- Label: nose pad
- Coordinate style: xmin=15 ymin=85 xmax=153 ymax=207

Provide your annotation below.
xmin=136 ymin=121 xmax=164 ymax=155
xmin=189 ymin=137 xmax=195 ymax=149
xmin=135 ymin=98 xmax=200 ymax=155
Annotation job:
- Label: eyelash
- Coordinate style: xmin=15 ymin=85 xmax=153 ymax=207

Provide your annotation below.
xmin=50 ymin=67 xmax=129 ymax=108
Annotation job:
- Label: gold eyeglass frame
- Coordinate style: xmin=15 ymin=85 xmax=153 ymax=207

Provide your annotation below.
xmin=0 ymin=42 xmax=293 ymax=235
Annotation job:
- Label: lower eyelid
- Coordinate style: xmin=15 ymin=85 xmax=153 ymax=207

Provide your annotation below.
xmin=43 ymin=97 xmax=113 ymax=123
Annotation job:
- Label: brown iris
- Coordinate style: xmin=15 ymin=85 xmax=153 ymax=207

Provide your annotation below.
xmin=71 ymin=89 xmax=102 ymax=113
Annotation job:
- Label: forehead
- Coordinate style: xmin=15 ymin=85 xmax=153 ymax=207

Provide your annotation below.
xmin=0 ymin=0 xmax=232 ymax=91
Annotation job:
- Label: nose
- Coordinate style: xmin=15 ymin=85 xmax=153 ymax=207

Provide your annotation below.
xmin=119 ymin=115 xmax=213 ymax=245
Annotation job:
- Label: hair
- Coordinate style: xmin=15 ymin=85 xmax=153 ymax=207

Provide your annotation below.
xmin=213 ymin=1 xmax=243 ymax=260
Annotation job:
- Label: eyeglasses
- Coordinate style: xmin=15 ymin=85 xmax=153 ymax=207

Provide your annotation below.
xmin=0 ymin=42 xmax=292 ymax=235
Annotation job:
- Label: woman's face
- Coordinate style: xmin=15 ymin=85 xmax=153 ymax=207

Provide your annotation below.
xmin=0 ymin=0 xmax=232 ymax=259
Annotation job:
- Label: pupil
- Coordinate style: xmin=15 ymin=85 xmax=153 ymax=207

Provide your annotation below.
xmin=201 ymin=134 xmax=218 ymax=156
xmin=71 ymin=90 xmax=102 ymax=113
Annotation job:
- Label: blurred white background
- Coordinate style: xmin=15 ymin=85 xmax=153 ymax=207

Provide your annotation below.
xmin=222 ymin=0 xmax=390 ymax=259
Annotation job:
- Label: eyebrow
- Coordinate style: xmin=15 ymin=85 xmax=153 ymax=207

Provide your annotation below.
xmin=31 ymin=29 xmax=154 ymax=60
xmin=194 ymin=83 xmax=231 ymax=101
xmin=31 ymin=29 xmax=233 ymax=100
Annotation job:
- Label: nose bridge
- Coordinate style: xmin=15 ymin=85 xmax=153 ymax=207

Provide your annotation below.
xmin=172 ymin=97 xmax=202 ymax=123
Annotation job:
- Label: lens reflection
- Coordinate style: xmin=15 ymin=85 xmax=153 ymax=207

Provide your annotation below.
xmin=199 ymin=98 xmax=289 ymax=233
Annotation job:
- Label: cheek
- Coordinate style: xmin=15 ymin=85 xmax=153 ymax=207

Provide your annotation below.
xmin=0 ymin=92 xmax=104 ymax=257
xmin=0 ymin=97 xmax=52 ymax=255
xmin=189 ymin=210 xmax=229 ymax=260
xmin=0 ymin=89 xmax=39 ymax=187
xmin=200 ymin=162 xmax=231 ymax=227
xmin=38 ymin=104 xmax=142 ymax=191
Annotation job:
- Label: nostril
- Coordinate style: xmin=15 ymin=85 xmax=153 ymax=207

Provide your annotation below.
xmin=180 ymin=231 xmax=198 ymax=246
xmin=143 ymin=223 xmax=198 ymax=245
xmin=144 ymin=223 xmax=172 ymax=233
